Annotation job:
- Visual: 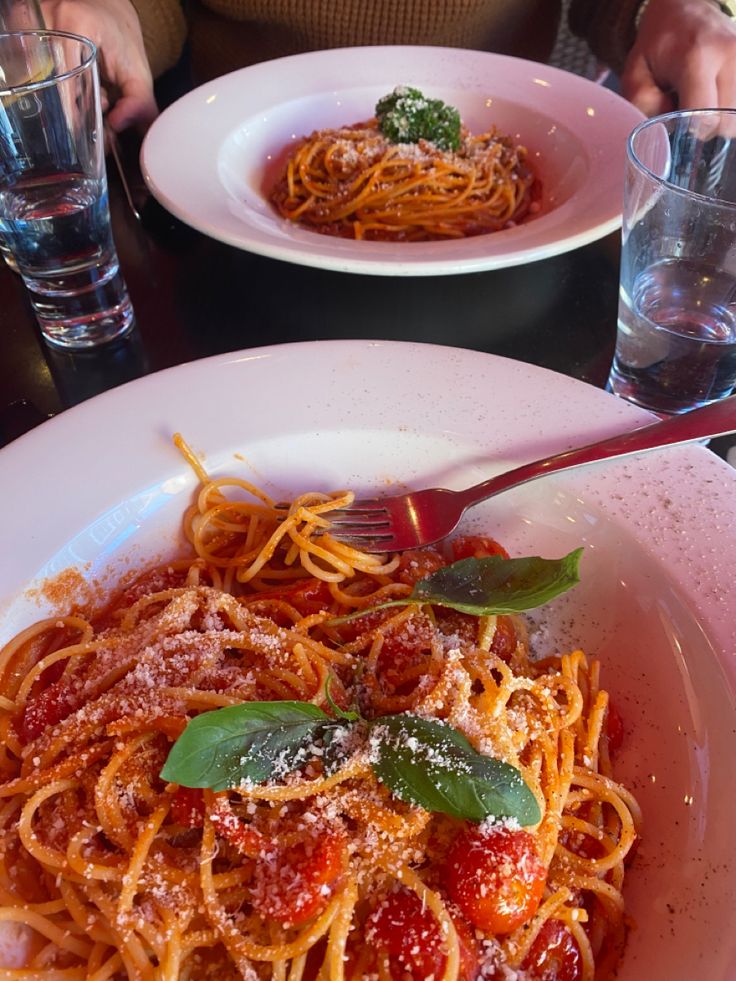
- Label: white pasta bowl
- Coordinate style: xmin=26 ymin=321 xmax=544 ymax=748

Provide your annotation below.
xmin=141 ymin=46 xmax=644 ymax=275
xmin=1 ymin=340 xmax=734 ymax=977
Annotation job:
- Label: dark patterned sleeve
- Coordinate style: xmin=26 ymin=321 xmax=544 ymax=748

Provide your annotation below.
xmin=568 ymin=0 xmax=644 ymax=73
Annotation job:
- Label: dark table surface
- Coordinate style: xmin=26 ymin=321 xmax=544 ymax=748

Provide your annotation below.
xmin=1 ymin=138 xmax=732 ymax=461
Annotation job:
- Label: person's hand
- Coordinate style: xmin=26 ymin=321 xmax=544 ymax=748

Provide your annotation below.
xmin=40 ymin=0 xmax=157 ymax=132
xmin=622 ymin=0 xmax=736 ymax=115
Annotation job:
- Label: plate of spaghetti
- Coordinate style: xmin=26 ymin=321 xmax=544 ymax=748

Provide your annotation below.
xmin=1 ymin=340 xmax=736 ymax=979
xmin=141 ymin=46 xmax=644 ymax=275
xmin=267 ymin=86 xmax=541 ymax=242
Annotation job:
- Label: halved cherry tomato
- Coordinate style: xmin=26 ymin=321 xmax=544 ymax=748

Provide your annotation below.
xmin=18 ymin=679 xmax=78 ymax=744
xmin=521 ymin=919 xmax=583 ymax=981
xmin=366 ymin=886 xmax=479 ymax=981
xmin=250 ymin=829 xmax=347 ymax=927
xmin=445 ymin=825 xmax=546 ymax=934
xmin=451 ymin=536 xmax=510 ymax=561
xmin=170 ymin=787 xmax=205 ymax=829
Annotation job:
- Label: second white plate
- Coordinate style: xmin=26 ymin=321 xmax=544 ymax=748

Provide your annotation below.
xmin=141 ymin=46 xmax=644 ymax=276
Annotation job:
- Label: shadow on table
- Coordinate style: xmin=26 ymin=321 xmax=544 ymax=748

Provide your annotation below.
xmin=166 ymin=234 xmax=619 ymax=390
xmin=43 ymin=324 xmax=152 ymax=408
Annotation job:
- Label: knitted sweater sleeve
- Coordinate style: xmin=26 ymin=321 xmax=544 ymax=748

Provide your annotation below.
xmin=129 ymin=0 xmax=188 ymax=78
xmin=568 ymin=0 xmax=643 ymax=73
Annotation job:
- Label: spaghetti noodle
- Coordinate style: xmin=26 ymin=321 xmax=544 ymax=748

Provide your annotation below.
xmin=0 ymin=435 xmax=640 ymax=980
xmin=269 ymin=122 xmax=538 ymax=242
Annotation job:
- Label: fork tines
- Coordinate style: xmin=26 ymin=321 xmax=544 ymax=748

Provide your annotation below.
xmin=323 ymin=501 xmax=393 ymax=544
xmin=275 ymin=498 xmax=394 ymax=546
xmin=326 ymin=510 xmax=390 ymax=535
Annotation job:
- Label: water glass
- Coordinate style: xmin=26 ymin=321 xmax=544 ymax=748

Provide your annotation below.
xmin=0 ymin=1 xmax=45 ymax=271
xmin=0 ymin=231 xmax=18 ymax=271
xmin=0 ymin=30 xmax=134 ymax=348
xmin=0 ymin=0 xmax=44 ymax=29
xmin=607 ymin=109 xmax=736 ymax=415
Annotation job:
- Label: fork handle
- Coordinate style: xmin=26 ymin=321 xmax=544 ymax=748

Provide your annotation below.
xmin=454 ymin=393 xmax=736 ymax=510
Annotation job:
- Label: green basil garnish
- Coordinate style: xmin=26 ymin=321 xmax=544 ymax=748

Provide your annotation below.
xmin=160 ymin=549 xmax=580 ymax=823
xmin=375 ymin=86 xmax=461 ymax=151
xmin=160 ymin=700 xmax=329 ymax=792
xmin=161 ymin=704 xmax=539 ymax=825
xmin=371 ymin=714 xmax=540 ymax=824
xmin=328 ymin=549 xmax=583 ymax=624
xmin=410 ymin=549 xmax=583 ymax=614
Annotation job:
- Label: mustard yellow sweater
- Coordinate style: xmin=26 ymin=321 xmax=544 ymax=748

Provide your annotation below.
xmin=131 ymin=0 xmax=642 ymax=86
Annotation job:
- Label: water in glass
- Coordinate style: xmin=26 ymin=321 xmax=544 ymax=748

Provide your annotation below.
xmin=608 ymin=257 xmax=736 ymax=414
xmin=0 ymin=172 xmax=133 ymax=347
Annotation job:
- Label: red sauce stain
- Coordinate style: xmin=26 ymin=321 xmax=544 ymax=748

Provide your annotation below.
xmin=26 ymin=566 xmax=100 ymax=617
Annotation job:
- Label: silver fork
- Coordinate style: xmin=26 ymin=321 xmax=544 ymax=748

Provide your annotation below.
xmin=326 ymin=393 xmax=736 ymax=552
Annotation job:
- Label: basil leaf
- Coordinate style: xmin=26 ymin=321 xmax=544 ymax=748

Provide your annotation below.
xmin=370 ymin=714 xmax=540 ymax=825
xmin=409 ymin=549 xmax=583 ymax=615
xmin=160 ymin=701 xmax=329 ymax=792
xmin=328 ymin=548 xmax=583 ymax=624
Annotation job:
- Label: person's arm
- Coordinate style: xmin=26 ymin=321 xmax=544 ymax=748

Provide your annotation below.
xmin=40 ymin=0 xmax=187 ymax=131
xmin=569 ymin=0 xmax=736 ymax=114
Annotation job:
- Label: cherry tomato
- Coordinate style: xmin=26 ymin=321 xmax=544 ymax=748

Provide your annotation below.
xmin=445 ymin=825 xmax=546 ymax=934
xmin=250 ymin=829 xmax=346 ymax=927
xmin=170 ymin=787 xmax=205 ymax=829
xmin=435 ymin=609 xmax=478 ymax=646
xmin=521 ymin=919 xmax=582 ymax=981
xmin=209 ymin=795 xmax=266 ymax=858
xmin=18 ymin=679 xmax=77 ymax=744
xmin=451 ymin=536 xmax=510 ymax=561
xmin=375 ymin=618 xmax=434 ymax=693
xmin=366 ymin=886 xmax=479 ymax=981
xmin=367 ymin=887 xmax=445 ymax=981
xmin=453 ymin=911 xmax=482 ymax=980
xmin=397 ymin=548 xmax=446 ymax=585
xmin=605 ymin=698 xmax=624 ymax=755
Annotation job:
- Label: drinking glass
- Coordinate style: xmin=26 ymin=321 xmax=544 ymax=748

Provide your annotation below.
xmin=0 ymin=0 xmax=44 ymax=271
xmin=0 ymin=30 xmax=135 ymax=348
xmin=0 ymin=0 xmax=43 ymax=29
xmin=607 ymin=109 xmax=736 ymax=415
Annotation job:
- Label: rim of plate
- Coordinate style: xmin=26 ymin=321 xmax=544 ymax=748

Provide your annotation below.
xmin=140 ymin=46 xmax=644 ymax=276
